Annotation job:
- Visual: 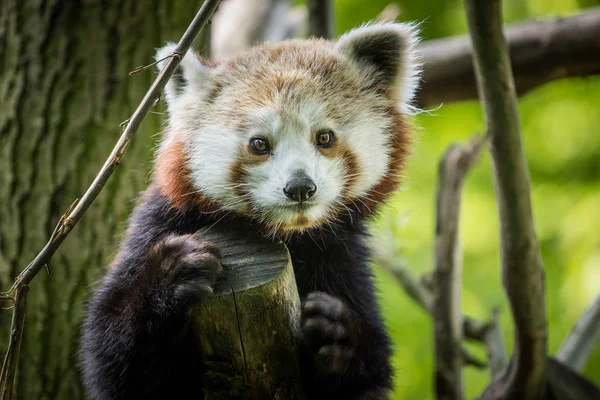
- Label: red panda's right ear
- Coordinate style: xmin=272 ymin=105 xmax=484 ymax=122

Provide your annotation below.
xmin=154 ymin=43 xmax=213 ymax=112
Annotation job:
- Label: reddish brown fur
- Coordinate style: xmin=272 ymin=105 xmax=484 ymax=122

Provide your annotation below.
xmin=336 ymin=143 xmax=360 ymax=199
xmin=154 ymin=141 xmax=219 ymax=212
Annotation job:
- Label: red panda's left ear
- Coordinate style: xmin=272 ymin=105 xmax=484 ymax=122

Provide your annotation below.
xmin=154 ymin=43 xmax=215 ymax=113
xmin=335 ymin=22 xmax=421 ymax=109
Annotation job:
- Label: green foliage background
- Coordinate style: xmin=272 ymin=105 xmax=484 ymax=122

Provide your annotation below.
xmin=329 ymin=0 xmax=600 ymax=398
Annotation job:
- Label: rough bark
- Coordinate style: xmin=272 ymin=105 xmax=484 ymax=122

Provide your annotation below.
xmin=0 ymin=1 xmax=205 ymax=398
xmin=465 ymin=1 xmax=548 ymax=399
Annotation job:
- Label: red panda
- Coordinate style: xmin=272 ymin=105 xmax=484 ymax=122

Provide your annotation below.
xmin=81 ymin=22 xmax=421 ymax=400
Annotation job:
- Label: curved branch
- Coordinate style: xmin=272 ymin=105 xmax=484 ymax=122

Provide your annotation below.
xmin=465 ymin=1 xmax=548 ymax=399
xmin=433 ymin=136 xmax=485 ymax=399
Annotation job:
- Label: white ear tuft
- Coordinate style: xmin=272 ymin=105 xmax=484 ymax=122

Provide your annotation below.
xmin=155 ymin=42 xmax=211 ymax=111
xmin=335 ymin=22 xmax=421 ymax=111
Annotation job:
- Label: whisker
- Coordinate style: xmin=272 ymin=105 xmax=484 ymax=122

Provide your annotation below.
xmin=335 ymin=200 xmax=354 ymax=224
xmin=197 ymin=210 xmax=234 ymax=235
xmin=306 ymin=229 xmax=325 ymax=252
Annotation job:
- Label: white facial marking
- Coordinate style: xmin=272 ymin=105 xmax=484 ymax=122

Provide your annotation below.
xmin=338 ymin=108 xmax=391 ymax=197
xmin=246 ymin=104 xmax=345 ymax=227
xmin=188 ymin=124 xmax=242 ymax=209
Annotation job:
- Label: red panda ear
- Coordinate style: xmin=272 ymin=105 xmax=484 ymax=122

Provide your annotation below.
xmin=335 ymin=22 xmax=421 ymax=108
xmin=154 ymin=43 xmax=214 ymax=111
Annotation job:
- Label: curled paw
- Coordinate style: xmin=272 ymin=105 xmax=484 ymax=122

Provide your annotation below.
xmin=147 ymin=234 xmax=223 ymax=301
xmin=301 ymin=292 xmax=358 ymax=375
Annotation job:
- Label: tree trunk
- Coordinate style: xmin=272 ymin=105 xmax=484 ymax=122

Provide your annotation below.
xmin=0 ymin=1 xmax=204 ymax=398
xmin=191 ymin=227 xmax=303 ymax=399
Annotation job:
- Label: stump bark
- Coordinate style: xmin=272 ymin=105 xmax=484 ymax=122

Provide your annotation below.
xmin=191 ymin=227 xmax=304 ymax=399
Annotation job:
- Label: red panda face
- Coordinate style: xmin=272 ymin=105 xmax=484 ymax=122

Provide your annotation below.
xmin=154 ymin=23 xmax=421 ymax=235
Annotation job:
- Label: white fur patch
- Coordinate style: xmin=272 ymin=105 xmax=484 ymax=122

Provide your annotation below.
xmin=188 ymin=123 xmax=242 ymax=209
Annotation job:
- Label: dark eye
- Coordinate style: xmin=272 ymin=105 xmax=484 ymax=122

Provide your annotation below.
xmin=316 ymin=129 xmax=335 ymax=148
xmin=250 ymin=138 xmax=270 ymax=154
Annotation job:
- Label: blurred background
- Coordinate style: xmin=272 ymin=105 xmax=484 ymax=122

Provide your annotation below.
xmin=0 ymin=0 xmax=598 ymax=399
xmin=341 ymin=0 xmax=600 ymax=398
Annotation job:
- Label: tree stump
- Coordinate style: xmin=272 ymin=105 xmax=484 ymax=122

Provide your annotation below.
xmin=190 ymin=227 xmax=304 ymax=399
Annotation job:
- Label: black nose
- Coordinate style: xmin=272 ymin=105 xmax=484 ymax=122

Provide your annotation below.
xmin=283 ymin=175 xmax=317 ymax=203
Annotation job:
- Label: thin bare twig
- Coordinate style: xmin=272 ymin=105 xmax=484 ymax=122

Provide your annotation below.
xmin=557 ymin=293 xmax=600 ymax=372
xmin=382 ymin=258 xmax=433 ymax=312
xmin=0 ymin=1 xmax=222 ymax=397
xmin=0 ymin=286 xmax=29 ymax=399
xmin=129 ymin=55 xmax=177 ymax=76
xmin=433 ymin=136 xmax=485 ymax=400
xmin=306 ymin=0 xmax=335 ymax=39
xmin=465 ymin=0 xmax=548 ymax=399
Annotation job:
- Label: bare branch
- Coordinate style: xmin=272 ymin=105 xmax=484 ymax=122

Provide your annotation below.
xmin=373 ymin=242 xmax=492 ymax=344
xmin=0 ymin=1 xmax=222 ymax=396
xmin=418 ymin=8 xmax=600 ymax=107
xmin=0 ymin=286 xmax=29 ymax=399
xmin=306 ymin=0 xmax=335 ymax=39
xmin=433 ymin=136 xmax=484 ymax=399
xmin=557 ymin=293 xmax=600 ymax=372
xmin=379 ymin=256 xmax=433 ymax=312
xmin=465 ymin=1 xmax=548 ymax=399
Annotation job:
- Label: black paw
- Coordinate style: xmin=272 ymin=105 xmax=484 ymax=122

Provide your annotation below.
xmin=147 ymin=234 xmax=223 ymax=302
xmin=300 ymin=292 xmax=358 ymax=375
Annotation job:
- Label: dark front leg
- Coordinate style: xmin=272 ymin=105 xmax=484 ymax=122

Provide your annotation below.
xmin=299 ymin=291 xmax=392 ymax=399
xmin=287 ymin=224 xmax=394 ymax=399
xmin=81 ymin=234 xmax=222 ymax=400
